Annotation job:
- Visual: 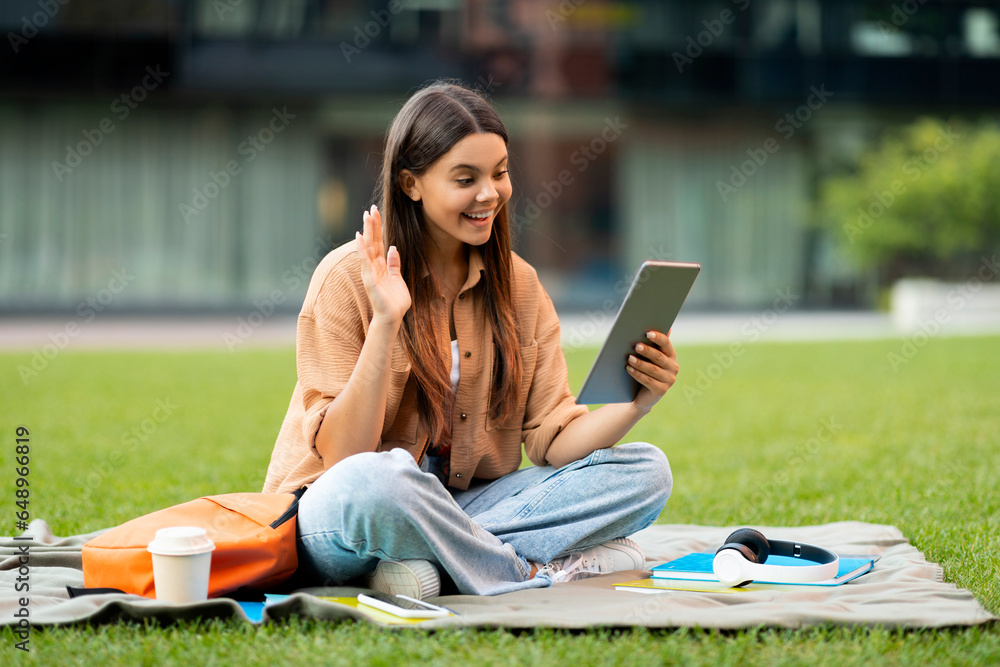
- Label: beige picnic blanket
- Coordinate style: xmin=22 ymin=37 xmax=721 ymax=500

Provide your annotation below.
xmin=1 ymin=519 xmax=995 ymax=629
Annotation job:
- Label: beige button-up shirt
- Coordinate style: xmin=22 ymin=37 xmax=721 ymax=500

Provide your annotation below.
xmin=263 ymin=241 xmax=589 ymax=493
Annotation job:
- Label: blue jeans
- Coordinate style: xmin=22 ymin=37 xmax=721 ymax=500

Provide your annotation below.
xmin=295 ymin=442 xmax=672 ymax=596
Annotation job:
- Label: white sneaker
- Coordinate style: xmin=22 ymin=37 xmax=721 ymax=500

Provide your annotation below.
xmin=537 ymin=537 xmax=645 ymax=583
xmin=366 ymin=559 xmax=441 ymax=599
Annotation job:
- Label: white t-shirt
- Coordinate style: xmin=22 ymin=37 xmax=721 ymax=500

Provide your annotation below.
xmin=449 ymin=339 xmax=460 ymax=388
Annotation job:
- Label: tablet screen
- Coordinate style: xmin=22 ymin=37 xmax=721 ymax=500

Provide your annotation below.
xmin=576 ymin=260 xmax=701 ymax=405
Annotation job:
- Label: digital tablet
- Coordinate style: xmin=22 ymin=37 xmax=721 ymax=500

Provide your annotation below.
xmin=576 ymin=260 xmax=701 ymax=405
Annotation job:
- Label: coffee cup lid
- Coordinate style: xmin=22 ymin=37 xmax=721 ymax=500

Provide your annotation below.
xmin=147 ymin=526 xmax=216 ymax=556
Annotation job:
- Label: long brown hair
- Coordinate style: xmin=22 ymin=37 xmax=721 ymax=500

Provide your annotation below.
xmin=374 ymin=80 xmax=522 ymax=445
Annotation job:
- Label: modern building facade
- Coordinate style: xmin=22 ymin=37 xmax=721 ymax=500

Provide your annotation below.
xmin=2 ymin=0 xmax=998 ymax=314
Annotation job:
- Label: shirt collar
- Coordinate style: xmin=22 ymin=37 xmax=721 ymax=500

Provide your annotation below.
xmin=461 ymin=246 xmax=486 ymax=293
xmin=420 ymin=245 xmax=486 ymax=294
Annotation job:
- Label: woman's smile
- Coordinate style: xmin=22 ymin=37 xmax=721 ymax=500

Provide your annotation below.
xmin=461 ymin=208 xmax=495 ymax=228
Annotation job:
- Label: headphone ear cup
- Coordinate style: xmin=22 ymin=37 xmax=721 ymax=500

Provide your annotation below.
xmin=722 ymin=528 xmax=771 ymax=564
xmin=714 ymin=528 xmax=772 ymax=587
xmin=715 ymin=541 xmax=758 ymax=563
xmin=713 ymin=544 xmax=757 ymax=587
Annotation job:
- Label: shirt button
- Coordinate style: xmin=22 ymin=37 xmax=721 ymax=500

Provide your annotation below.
xmin=460 ymin=413 xmax=467 ymax=420
xmin=455 ymin=473 xmax=462 ymax=478
xmin=464 ymin=351 xmax=471 ymax=358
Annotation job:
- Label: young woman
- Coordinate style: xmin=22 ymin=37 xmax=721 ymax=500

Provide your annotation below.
xmin=263 ymin=80 xmax=678 ymax=597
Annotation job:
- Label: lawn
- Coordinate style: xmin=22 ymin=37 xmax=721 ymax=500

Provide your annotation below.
xmin=1 ymin=335 xmax=998 ymax=665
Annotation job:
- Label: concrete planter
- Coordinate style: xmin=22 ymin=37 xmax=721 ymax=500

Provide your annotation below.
xmin=890 ymin=277 xmax=1000 ymax=334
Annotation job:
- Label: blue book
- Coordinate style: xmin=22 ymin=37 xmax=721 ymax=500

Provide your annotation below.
xmin=237 ymin=594 xmax=291 ymax=624
xmin=650 ymin=552 xmax=878 ymax=586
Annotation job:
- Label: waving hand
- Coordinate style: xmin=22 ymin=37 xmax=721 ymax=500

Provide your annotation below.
xmin=356 ymin=205 xmax=412 ymax=324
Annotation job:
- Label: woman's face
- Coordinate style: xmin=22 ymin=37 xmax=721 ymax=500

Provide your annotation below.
xmin=403 ymin=132 xmax=512 ymax=254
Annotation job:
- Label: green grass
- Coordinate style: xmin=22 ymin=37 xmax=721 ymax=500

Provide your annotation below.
xmin=2 ymin=336 xmax=998 ymax=665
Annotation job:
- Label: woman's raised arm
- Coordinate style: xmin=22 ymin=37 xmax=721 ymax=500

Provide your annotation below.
xmin=314 ymin=205 xmax=412 ymax=466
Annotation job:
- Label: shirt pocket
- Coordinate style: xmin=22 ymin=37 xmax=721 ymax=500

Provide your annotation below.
xmin=486 ymin=341 xmax=537 ymax=432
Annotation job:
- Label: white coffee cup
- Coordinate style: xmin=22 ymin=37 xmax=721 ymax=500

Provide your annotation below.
xmin=147 ymin=527 xmax=216 ymax=603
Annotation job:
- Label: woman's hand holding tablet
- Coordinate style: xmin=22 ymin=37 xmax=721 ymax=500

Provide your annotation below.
xmin=576 ymin=261 xmax=701 ymax=406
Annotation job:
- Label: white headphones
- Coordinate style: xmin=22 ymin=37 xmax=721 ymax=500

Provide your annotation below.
xmin=712 ymin=528 xmax=839 ymax=587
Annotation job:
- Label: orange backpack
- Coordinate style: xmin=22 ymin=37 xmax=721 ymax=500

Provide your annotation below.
xmin=82 ymin=491 xmax=303 ymax=599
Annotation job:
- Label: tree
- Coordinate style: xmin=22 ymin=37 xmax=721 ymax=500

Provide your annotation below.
xmin=818 ymin=118 xmax=1000 ymax=282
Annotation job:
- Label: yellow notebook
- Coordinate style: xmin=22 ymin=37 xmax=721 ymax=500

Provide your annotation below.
xmin=614 ymin=578 xmax=752 ymax=594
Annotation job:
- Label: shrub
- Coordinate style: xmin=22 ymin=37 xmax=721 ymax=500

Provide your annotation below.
xmin=818 ymin=117 xmax=1000 ymax=282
